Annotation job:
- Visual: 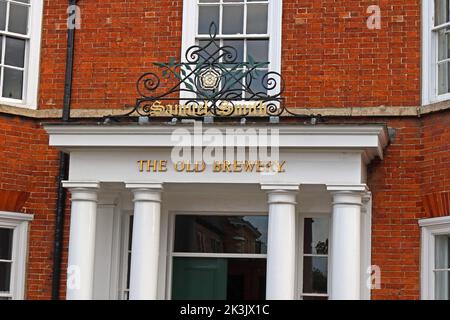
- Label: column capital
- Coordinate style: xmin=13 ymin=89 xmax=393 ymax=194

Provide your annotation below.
xmin=63 ymin=181 xmax=100 ymax=202
xmin=327 ymin=184 xmax=369 ymax=194
xmin=62 ymin=181 xmax=100 ymax=189
xmin=126 ymin=183 xmax=163 ymax=203
xmin=262 ymin=184 xmax=299 ymax=205
xmin=327 ymin=185 xmax=368 ymax=207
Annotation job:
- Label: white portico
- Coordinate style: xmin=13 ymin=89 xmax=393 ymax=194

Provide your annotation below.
xmin=45 ymin=123 xmax=388 ymax=300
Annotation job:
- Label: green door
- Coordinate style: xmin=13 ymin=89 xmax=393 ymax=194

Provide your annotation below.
xmin=172 ymin=258 xmax=228 ymax=300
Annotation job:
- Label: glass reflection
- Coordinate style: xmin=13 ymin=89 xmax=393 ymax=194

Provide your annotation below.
xmin=303 ymin=257 xmax=328 ymax=294
xmin=435 ymin=235 xmax=450 ymax=269
xmin=0 ymin=228 xmax=13 ymax=260
xmin=303 ymin=218 xmax=329 ymax=255
xmin=174 ymin=215 xmax=268 ymax=254
xmin=172 ymin=257 xmax=266 ymax=300
xmin=0 ymin=262 xmax=11 ymax=292
xmin=435 ymin=271 xmax=450 ymax=300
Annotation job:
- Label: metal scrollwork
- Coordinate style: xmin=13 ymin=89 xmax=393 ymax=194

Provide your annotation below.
xmin=115 ymin=22 xmax=296 ymax=119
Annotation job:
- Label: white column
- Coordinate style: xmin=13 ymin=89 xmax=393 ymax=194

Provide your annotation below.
xmin=126 ymin=183 xmax=163 ymax=300
xmin=327 ymin=185 xmax=367 ymax=300
xmin=63 ymin=181 xmax=100 ymax=300
xmin=262 ymin=184 xmax=299 ymax=300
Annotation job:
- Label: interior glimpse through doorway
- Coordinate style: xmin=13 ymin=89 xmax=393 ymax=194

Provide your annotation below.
xmin=170 ymin=214 xmax=268 ymax=300
xmin=172 ymin=257 xmax=266 ymax=300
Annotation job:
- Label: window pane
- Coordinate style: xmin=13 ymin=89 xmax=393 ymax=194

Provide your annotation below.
xmin=247 ymin=39 xmax=269 ymax=62
xmin=438 ymin=62 xmax=450 ymax=95
xmin=304 ymin=218 xmax=329 ymax=255
xmin=0 ymin=228 xmax=13 ymax=260
xmin=199 ymin=0 xmax=219 ymax=2
xmin=246 ymin=69 xmax=268 ymax=98
xmin=128 ymin=216 xmax=133 ymax=251
xmin=5 ymin=37 xmax=26 ymax=68
xmin=435 ymin=271 xmax=450 ymax=300
xmin=3 ymin=67 xmax=23 ymax=99
xmin=0 ymin=262 xmax=11 ymax=292
xmin=0 ymin=1 xmax=6 ymax=31
xmin=247 ymin=4 xmax=268 ymax=34
xmin=174 ymin=215 xmax=268 ymax=254
xmin=223 ymin=40 xmax=244 ymax=62
xmin=435 ymin=0 xmax=450 ymax=26
xmin=14 ymin=0 xmax=30 ymax=3
xmin=172 ymin=258 xmax=266 ymax=300
xmin=303 ymin=256 xmax=328 ymax=294
xmin=198 ymin=5 xmax=219 ymax=35
xmin=437 ymin=29 xmax=450 ymax=62
xmin=223 ymin=69 xmax=244 ymax=99
xmin=198 ymin=40 xmax=220 ymax=63
xmin=222 ymin=5 xmax=244 ymax=35
xmin=435 ymin=235 xmax=450 ymax=269
xmin=8 ymin=3 xmax=29 ymax=35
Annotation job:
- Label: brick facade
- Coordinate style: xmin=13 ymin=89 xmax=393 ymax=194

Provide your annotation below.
xmin=39 ymin=0 xmax=420 ymax=111
xmin=0 ymin=0 xmax=448 ymax=300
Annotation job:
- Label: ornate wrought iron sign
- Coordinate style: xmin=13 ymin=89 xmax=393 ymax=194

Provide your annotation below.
xmin=121 ymin=23 xmax=292 ymax=118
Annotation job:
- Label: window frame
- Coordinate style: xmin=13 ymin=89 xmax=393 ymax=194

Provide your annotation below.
xmin=423 ymin=0 xmax=450 ymax=104
xmin=0 ymin=0 xmax=43 ymax=109
xmin=180 ymin=0 xmax=283 ymax=99
xmin=118 ymin=210 xmax=132 ymax=300
xmin=166 ymin=211 xmax=268 ymax=300
xmin=0 ymin=211 xmax=33 ymax=300
xmin=419 ymin=216 xmax=450 ymax=300
xmin=297 ymin=212 xmax=331 ymax=300
xmin=119 ymin=210 xmax=269 ymax=300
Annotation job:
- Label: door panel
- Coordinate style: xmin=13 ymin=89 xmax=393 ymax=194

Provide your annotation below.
xmin=172 ymin=257 xmax=227 ymax=300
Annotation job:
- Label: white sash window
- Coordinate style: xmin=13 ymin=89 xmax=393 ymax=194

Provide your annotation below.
xmin=0 ymin=211 xmax=32 ymax=300
xmin=420 ymin=216 xmax=450 ymax=300
xmin=181 ymin=0 xmax=282 ymax=99
xmin=0 ymin=0 xmax=43 ymax=108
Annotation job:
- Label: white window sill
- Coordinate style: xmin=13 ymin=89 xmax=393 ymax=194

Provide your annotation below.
xmin=0 ymin=99 xmax=37 ymax=110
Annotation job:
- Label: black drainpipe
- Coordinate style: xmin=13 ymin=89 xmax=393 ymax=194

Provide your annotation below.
xmin=51 ymin=0 xmax=78 ymax=300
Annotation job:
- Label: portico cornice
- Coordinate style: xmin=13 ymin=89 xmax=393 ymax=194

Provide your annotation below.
xmin=45 ymin=124 xmax=389 ymax=160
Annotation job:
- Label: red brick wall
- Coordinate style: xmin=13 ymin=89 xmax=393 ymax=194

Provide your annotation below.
xmin=0 ymin=0 xmax=445 ymax=300
xmin=39 ymin=0 xmax=420 ymax=111
xmin=0 ymin=115 xmax=60 ymax=299
xmin=40 ymin=0 xmax=183 ymax=110
xmin=368 ymin=118 xmax=423 ymax=300
xmin=0 ymin=112 xmax=448 ymax=300
xmin=421 ymin=111 xmax=450 ymax=218
xmin=282 ymin=0 xmax=421 ymax=108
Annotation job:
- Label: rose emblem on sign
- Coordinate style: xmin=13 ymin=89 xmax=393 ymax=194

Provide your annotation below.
xmin=199 ymin=68 xmax=221 ymax=90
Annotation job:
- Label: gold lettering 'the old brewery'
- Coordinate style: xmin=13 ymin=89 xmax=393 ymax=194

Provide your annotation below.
xmin=213 ymin=161 xmax=286 ymax=173
xmin=137 ymin=160 xmax=168 ymax=172
xmin=137 ymin=160 xmax=286 ymax=173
